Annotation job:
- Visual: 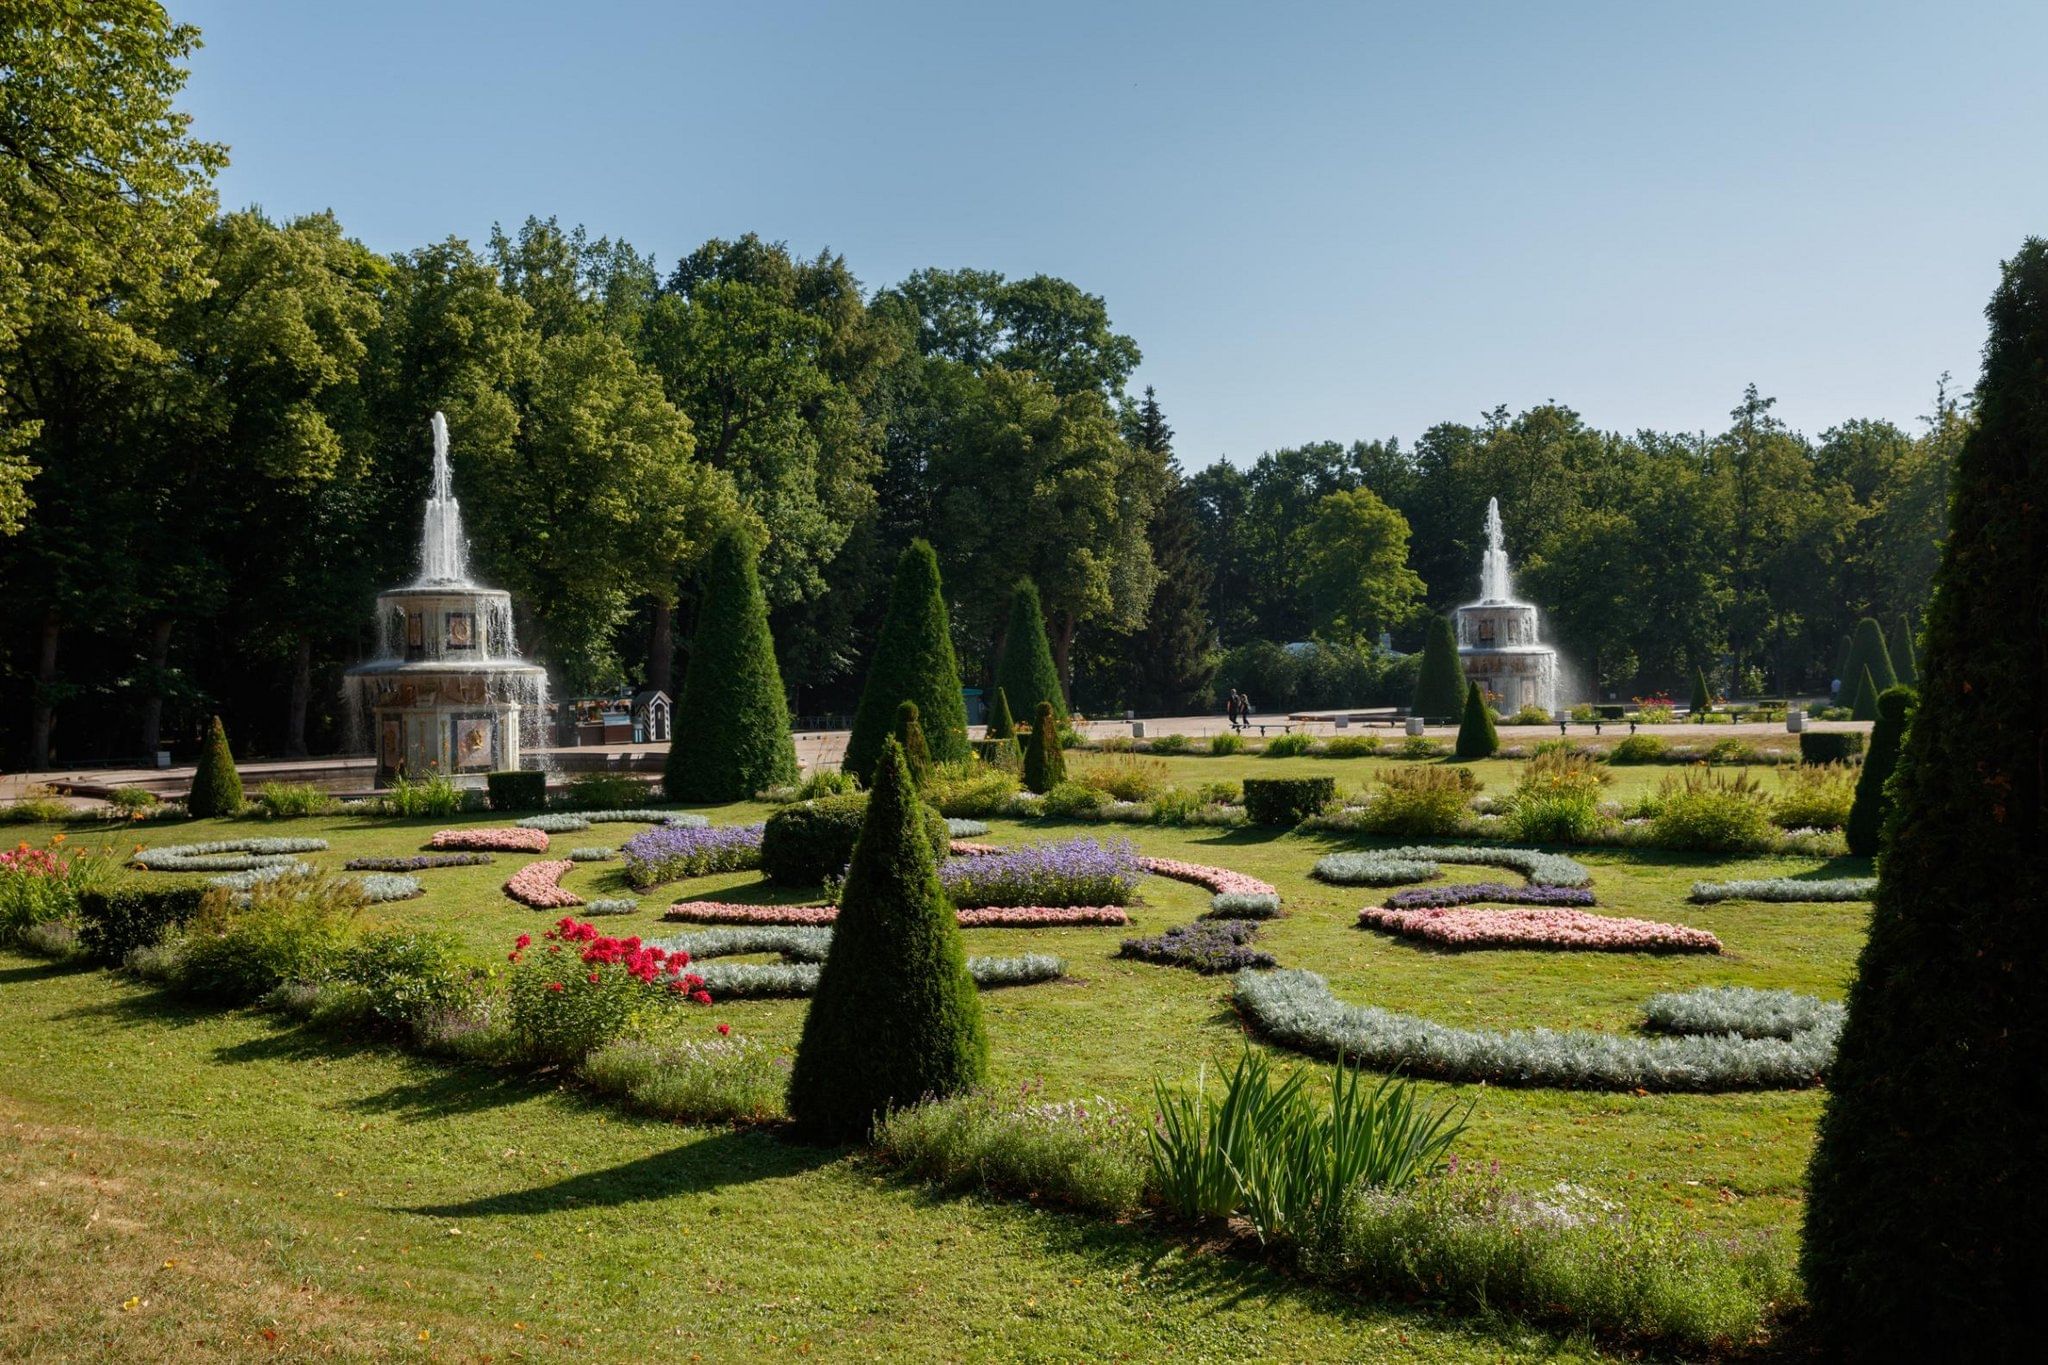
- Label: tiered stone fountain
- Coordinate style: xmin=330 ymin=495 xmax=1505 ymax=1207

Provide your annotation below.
xmin=346 ymin=414 xmax=548 ymax=784
xmin=1455 ymin=498 xmax=1558 ymax=715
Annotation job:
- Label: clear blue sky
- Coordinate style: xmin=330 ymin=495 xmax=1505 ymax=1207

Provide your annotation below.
xmin=173 ymin=0 xmax=2048 ymax=465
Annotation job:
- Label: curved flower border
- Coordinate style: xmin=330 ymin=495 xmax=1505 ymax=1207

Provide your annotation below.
xmin=1358 ymin=905 xmax=1720 ymax=953
xmin=505 ymin=859 xmax=582 ymax=909
xmin=661 ymin=901 xmax=1129 ymax=928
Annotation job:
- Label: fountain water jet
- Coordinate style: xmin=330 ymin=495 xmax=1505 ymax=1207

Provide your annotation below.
xmin=344 ymin=413 xmax=548 ymax=783
xmin=1455 ymin=497 xmax=1558 ymax=716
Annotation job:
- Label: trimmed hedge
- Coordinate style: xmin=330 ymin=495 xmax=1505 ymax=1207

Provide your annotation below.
xmin=187 ymin=715 xmax=243 ymax=818
xmin=486 ymin=770 xmax=547 ymax=811
xmin=1241 ymin=776 xmax=1337 ymax=827
xmin=666 ymin=527 xmax=801 ymax=802
xmin=843 ymin=540 xmax=970 ymax=781
xmin=1021 ymin=701 xmax=1066 ymax=794
xmin=759 ymin=793 xmax=948 ymax=886
xmin=1799 ymin=731 xmax=1864 ymax=764
xmin=1846 ymin=685 xmax=1915 ymax=857
xmin=78 ymin=886 xmax=208 ymax=964
xmin=1455 ymin=682 xmax=1498 ymax=758
xmin=1849 ymin=666 xmax=1880 ymax=722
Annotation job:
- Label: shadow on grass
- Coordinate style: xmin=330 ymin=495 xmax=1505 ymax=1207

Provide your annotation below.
xmin=1788 ymin=855 xmax=1873 ymax=880
xmin=0 ymin=957 xmax=97 ymax=985
xmin=401 ymin=1128 xmax=839 ymax=1217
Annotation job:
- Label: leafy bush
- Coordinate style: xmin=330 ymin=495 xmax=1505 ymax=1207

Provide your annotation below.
xmin=759 ymin=795 xmax=944 ymax=886
xmin=1320 ymin=734 xmax=1380 ymax=758
xmin=2 ymin=787 xmax=75 ymax=823
xmin=505 ymin=917 xmax=707 ymax=1064
xmin=106 ymin=787 xmax=162 ymax=813
xmin=1262 ymin=731 xmax=1316 ymax=757
xmin=1 ymin=836 xmax=119 ymax=942
xmin=620 ymin=822 xmax=765 ymax=889
xmin=1649 ymin=768 xmax=1776 ymax=852
xmin=339 ymin=928 xmax=480 ymax=1031
xmin=1039 ymin=781 xmax=1104 ymax=818
xmin=255 ymin=782 xmax=337 ymax=818
xmin=1241 ymin=776 xmax=1337 ymax=827
xmin=1394 ymin=736 xmax=1446 ymax=759
xmin=1236 ymin=970 xmax=1838 ymax=1090
xmin=1118 ymin=919 xmax=1274 ymax=973
xmin=171 ymin=873 xmax=364 ymax=1004
xmin=794 ymin=768 xmax=860 ymax=800
xmin=380 ymin=772 xmax=467 ymax=818
xmin=486 ymin=769 xmax=547 ymax=811
xmin=1798 ymin=731 xmax=1864 ymax=764
xmin=1146 ymin=733 xmax=1192 ymax=754
xmin=580 ymin=1032 xmax=787 ymax=1124
xmin=564 ymin=772 xmax=656 ymax=811
xmin=1505 ymin=704 xmax=1552 ymax=726
xmin=187 ymin=715 xmax=244 ymax=818
xmin=77 ymin=884 xmax=208 ymax=962
xmin=1076 ymin=752 xmax=1170 ymax=802
xmin=1610 ymin=736 xmax=1671 ymax=766
xmin=666 ymin=526 xmax=800 ymax=801
xmin=1771 ymin=763 xmax=1856 ymax=829
xmin=876 ymin=1088 xmax=1147 ymax=1214
xmin=1503 ymin=792 xmax=1602 ymax=843
xmin=926 ymin=761 xmax=1019 ymax=818
xmin=1339 ymin=765 xmax=1476 ymax=837
xmin=1208 ymin=732 xmax=1246 ymax=756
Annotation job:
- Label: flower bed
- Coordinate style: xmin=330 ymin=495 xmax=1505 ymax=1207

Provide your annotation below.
xmin=430 ymin=827 xmax=549 ymax=853
xmin=619 ymin=823 xmax=764 ymax=889
xmin=662 ymin=901 xmax=1129 ymax=928
xmin=1312 ymin=845 xmax=1593 ymax=890
xmin=946 ymin=818 xmax=991 ymax=838
xmin=505 ymin=859 xmax=581 ymax=909
xmin=132 ymin=837 xmax=330 ymax=872
xmin=1136 ymin=856 xmax=1279 ymax=900
xmin=590 ymin=810 xmax=706 ymax=827
xmin=938 ymin=837 xmax=1141 ymax=908
xmin=1384 ymin=883 xmax=1597 ymax=909
xmin=1687 ymin=877 xmax=1876 ymax=903
xmin=516 ymin=813 xmax=592 ymax=833
xmin=949 ymin=840 xmax=1002 ymax=857
xmin=354 ymin=873 xmax=426 ymax=903
xmin=568 ymin=846 xmax=615 ymax=862
xmin=583 ymin=897 xmax=639 ymax=916
xmin=342 ymin=853 xmax=493 ymax=871
xmin=1358 ymin=905 xmax=1720 ymax=953
xmin=1234 ymin=969 xmax=1838 ymax=1091
xmin=688 ymin=953 xmax=1064 ymax=999
xmin=1119 ymin=919 xmax=1275 ymax=973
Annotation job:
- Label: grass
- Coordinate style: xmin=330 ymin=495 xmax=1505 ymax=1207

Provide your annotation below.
xmin=0 ymin=753 xmax=1873 ymax=1357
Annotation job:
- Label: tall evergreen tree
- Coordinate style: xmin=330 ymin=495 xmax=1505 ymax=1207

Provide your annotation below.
xmin=1410 ymin=615 xmax=1466 ymax=721
xmin=1125 ymin=390 xmax=1216 ymax=712
xmin=1845 ymin=684 xmax=1915 ymax=857
xmin=984 ymin=685 xmax=1016 ymax=740
xmin=187 ymin=715 xmax=243 ymax=817
xmin=665 ymin=527 xmax=799 ymax=802
xmin=1454 ymin=682 xmax=1498 ymax=759
xmin=1893 ymin=613 xmax=1918 ymax=685
xmin=1850 ymin=665 xmax=1880 ymax=722
xmin=1690 ymin=665 xmax=1713 ymax=721
xmin=843 ymin=541 xmax=970 ymax=781
xmin=1840 ymin=616 xmax=1898 ymax=701
xmin=1803 ymin=237 xmax=2048 ymax=1358
xmin=993 ymin=579 xmax=1067 ymax=723
xmin=787 ymin=737 xmax=987 ymax=1139
xmin=1021 ymin=701 xmax=1067 ymax=793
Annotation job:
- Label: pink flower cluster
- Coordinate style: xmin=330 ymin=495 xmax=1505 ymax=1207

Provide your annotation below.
xmin=430 ymin=827 xmax=550 ymax=853
xmin=949 ymin=840 xmax=1002 ymax=857
xmin=1138 ymin=856 xmax=1278 ymax=900
xmin=661 ymin=901 xmax=1130 ymax=928
xmin=1358 ymin=905 xmax=1722 ymax=953
xmin=504 ymin=859 xmax=582 ymax=909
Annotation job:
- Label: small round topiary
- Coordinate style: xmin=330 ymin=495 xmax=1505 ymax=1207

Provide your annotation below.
xmin=759 ymin=792 xmax=948 ymax=886
xmin=187 ymin=715 xmax=244 ymax=818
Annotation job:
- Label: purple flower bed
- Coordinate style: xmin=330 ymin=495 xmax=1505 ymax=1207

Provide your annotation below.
xmin=1383 ymin=882 xmax=1598 ymax=910
xmin=1119 ymin=919 xmax=1275 ymax=974
xmin=621 ymin=823 xmax=764 ymax=890
xmin=938 ymin=837 xmax=1142 ymax=909
xmin=343 ymin=852 xmax=495 ymax=871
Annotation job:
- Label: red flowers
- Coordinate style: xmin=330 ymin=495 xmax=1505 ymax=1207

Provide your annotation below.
xmin=509 ymin=918 xmax=712 ymax=1002
xmin=547 ymin=981 xmax=565 ymax=993
xmin=716 ymin=1022 xmax=731 ymax=1036
xmin=515 ymin=933 xmax=532 ymax=949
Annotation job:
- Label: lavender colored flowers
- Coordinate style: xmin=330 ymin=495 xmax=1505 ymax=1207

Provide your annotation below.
xmin=1384 ymin=882 xmax=1597 ymax=910
xmin=620 ymin=823 xmax=764 ymax=889
xmin=938 ymin=837 xmax=1141 ymax=909
xmin=1119 ymin=919 xmax=1276 ymax=974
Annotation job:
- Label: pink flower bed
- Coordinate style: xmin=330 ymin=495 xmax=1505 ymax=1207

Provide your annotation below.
xmin=662 ymin=901 xmax=1129 ymax=927
xmin=430 ymin=827 xmax=550 ymax=853
xmin=949 ymin=840 xmax=1002 ymax=857
xmin=1138 ymin=856 xmax=1278 ymax=900
xmin=1357 ymin=905 xmax=1721 ymax=953
xmin=505 ymin=859 xmax=582 ymax=910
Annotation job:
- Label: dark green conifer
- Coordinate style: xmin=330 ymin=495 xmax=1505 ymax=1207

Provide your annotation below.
xmin=843 ymin=541 xmax=970 ymax=781
xmin=1454 ymin=682 xmax=1498 ymax=759
xmin=1021 ymin=701 xmax=1067 ymax=794
xmin=894 ymin=701 xmax=932 ymax=788
xmin=665 ymin=528 xmax=800 ymax=802
xmin=787 ymin=737 xmax=987 ymax=1139
xmin=1845 ymin=685 xmax=1915 ymax=857
xmin=1410 ymin=615 xmax=1466 ymax=722
xmin=187 ymin=715 xmax=244 ymax=817
xmin=1893 ymin=614 xmax=1918 ymax=685
xmin=1840 ymin=616 xmax=1898 ymax=701
xmin=1690 ymin=665 xmax=1713 ymax=722
xmin=993 ymin=580 xmax=1067 ymax=725
xmin=1850 ymin=666 xmax=1880 ymax=721
xmin=985 ymin=686 xmax=1016 ymax=740
xmin=1803 ymin=237 xmax=2048 ymax=1358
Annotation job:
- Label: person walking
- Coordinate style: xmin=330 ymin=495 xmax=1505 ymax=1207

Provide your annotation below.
xmin=1225 ymin=689 xmax=1243 ymax=732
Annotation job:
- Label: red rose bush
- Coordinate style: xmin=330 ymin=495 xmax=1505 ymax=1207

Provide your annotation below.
xmin=505 ymin=916 xmax=710 ymax=1062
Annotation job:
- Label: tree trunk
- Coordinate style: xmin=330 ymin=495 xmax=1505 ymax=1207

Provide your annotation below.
xmin=28 ymin=611 xmax=59 ymax=769
xmin=138 ymin=618 xmax=174 ymax=760
xmin=1053 ymin=611 xmax=1077 ymax=706
xmin=649 ymin=601 xmax=674 ymax=695
xmin=285 ymin=637 xmax=312 ymax=758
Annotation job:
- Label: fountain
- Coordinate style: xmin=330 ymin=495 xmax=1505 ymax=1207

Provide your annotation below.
xmin=344 ymin=413 xmax=548 ymax=784
xmin=1454 ymin=498 xmax=1558 ymax=716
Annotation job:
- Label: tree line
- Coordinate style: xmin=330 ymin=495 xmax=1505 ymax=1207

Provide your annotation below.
xmin=1 ymin=6 xmax=1964 ymax=766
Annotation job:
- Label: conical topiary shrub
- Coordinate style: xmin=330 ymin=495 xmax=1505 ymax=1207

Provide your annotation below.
xmin=1849 ymin=666 xmax=1880 ymax=722
xmin=1802 ymin=237 xmax=2048 ymax=1359
xmin=786 ymin=737 xmax=987 ymax=1140
xmin=993 ymin=579 xmax=1067 ymax=725
xmin=1454 ymin=682 xmax=1498 ymax=759
xmin=1845 ymin=685 xmax=1915 ymax=858
xmin=895 ymin=700 xmax=932 ymax=789
xmin=1411 ymin=615 xmax=1466 ymax=723
xmin=985 ymin=685 xmax=1016 ymax=741
xmin=1021 ymin=701 xmax=1067 ymax=794
xmin=843 ymin=541 xmax=970 ymax=782
xmin=1893 ymin=614 xmax=1918 ymax=685
xmin=1840 ymin=616 xmax=1897 ymax=701
xmin=1690 ymin=665 xmax=1713 ymax=722
xmin=665 ymin=527 xmax=800 ymax=802
xmin=187 ymin=715 xmax=244 ymax=817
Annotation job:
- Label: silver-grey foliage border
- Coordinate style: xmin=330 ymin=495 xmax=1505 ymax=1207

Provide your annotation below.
xmin=1688 ymin=877 xmax=1875 ymax=903
xmin=1312 ymin=845 xmax=1593 ymax=890
xmin=656 ymin=926 xmax=1061 ymax=998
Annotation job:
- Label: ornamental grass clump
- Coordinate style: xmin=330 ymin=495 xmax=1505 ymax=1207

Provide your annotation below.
xmin=875 ymin=1087 xmax=1148 ymax=1215
xmin=788 ymin=738 xmax=988 ymax=1140
xmin=580 ymin=1032 xmax=787 ymax=1124
xmin=1647 ymin=767 xmax=1775 ymax=853
xmin=1076 ymin=752 xmax=1171 ymax=802
xmin=1503 ymin=748 xmax=1607 ymax=843
xmin=169 ymin=872 xmax=365 ymax=1004
xmin=619 ymin=822 xmax=764 ymax=889
xmin=937 ymin=837 xmax=1141 ymax=908
xmin=1336 ymin=766 xmax=1477 ymax=837
xmin=926 ymin=762 xmax=1019 ymax=818
xmin=1770 ymin=762 xmax=1857 ymax=830
xmin=1118 ymin=919 xmax=1274 ymax=973
xmin=255 ymin=782 xmax=337 ymax=818
xmin=337 ymin=928 xmax=480 ymax=1034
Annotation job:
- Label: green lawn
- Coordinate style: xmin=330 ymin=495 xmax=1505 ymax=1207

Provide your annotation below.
xmin=0 ymin=760 xmax=1868 ymax=1359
